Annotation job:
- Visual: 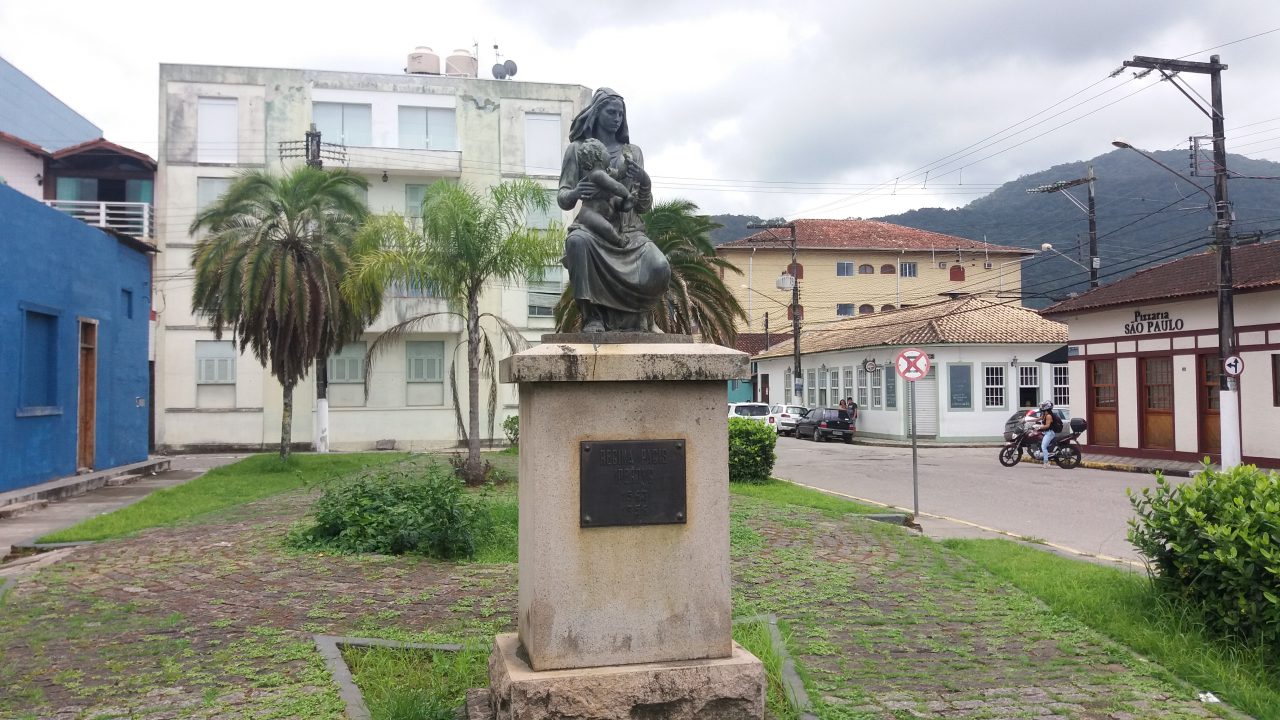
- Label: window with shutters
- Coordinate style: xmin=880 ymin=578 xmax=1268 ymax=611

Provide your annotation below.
xmin=197 ymin=98 xmax=237 ymax=164
xmin=20 ymin=308 xmax=58 ymax=411
xmin=528 ymin=266 xmax=566 ymax=318
xmin=327 ymin=342 xmax=366 ymax=384
xmin=983 ymin=364 xmax=1005 ymax=408
xmin=806 ymin=369 xmax=816 ymax=406
xmin=525 ymin=113 xmax=562 ymax=175
xmin=195 ymin=341 xmax=236 ymax=385
xmin=856 ymin=366 xmax=868 ymax=407
xmin=870 ymin=368 xmax=882 ymax=408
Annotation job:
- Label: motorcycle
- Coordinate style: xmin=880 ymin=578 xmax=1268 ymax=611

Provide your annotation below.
xmin=998 ymin=417 xmax=1087 ymax=469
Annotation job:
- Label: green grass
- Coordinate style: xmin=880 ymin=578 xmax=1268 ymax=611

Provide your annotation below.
xmin=730 ymin=478 xmax=882 ymax=517
xmin=471 ymin=483 xmax=518 ymax=564
xmin=733 ymin=620 xmax=800 ymax=720
xmin=343 ymin=644 xmax=488 ymax=720
xmin=40 ymin=453 xmax=406 ymax=543
xmin=946 ymin=538 xmax=1280 ymax=720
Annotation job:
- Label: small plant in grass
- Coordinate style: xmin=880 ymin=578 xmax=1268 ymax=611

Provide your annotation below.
xmin=1128 ymin=463 xmax=1280 ymax=649
xmin=289 ymin=462 xmax=482 ymax=559
xmin=501 ymin=414 xmax=519 ymax=447
xmin=728 ymin=417 xmax=777 ymax=484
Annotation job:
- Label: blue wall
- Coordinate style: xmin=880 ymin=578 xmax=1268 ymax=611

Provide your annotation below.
xmin=0 ymin=186 xmax=152 ymax=491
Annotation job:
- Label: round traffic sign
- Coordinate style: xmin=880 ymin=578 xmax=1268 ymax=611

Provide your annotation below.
xmin=896 ymin=348 xmax=930 ymax=381
xmin=1223 ymin=355 xmax=1244 ymax=377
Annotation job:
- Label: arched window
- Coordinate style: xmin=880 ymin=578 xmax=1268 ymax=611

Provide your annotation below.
xmin=881 ymin=304 xmax=896 ymax=312
xmin=787 ymin=262 xmax=804 ymax=279
xmin=858 ymin=304 xmax=875 ymax=314
xmin=858 ymin=264 xmax=874 ymax=274
xmin=880 ymin=264 xmax=896 ymax=274
xmin=949 ymin=265 xmax=966 ymax=281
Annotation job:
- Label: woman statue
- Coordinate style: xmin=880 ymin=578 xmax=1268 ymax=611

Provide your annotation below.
xmin=559 ymin=88 xmax=671 ymax=332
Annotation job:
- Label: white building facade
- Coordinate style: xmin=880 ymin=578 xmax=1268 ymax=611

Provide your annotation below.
xmin=155 ymin=59 xmax=590 ymax=452
xmin=1043 ymin=242 xmax=1280 ymax=468
xmin=752 ymin=298 xmax=1069 ymax=442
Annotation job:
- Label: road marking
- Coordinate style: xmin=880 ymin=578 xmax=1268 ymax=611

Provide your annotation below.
xmin=787 ymin=480 xmax=1144 ymax=570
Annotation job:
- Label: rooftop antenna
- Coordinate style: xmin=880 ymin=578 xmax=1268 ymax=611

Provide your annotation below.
xmin=491 ymin=42 xmax=518 ymax=80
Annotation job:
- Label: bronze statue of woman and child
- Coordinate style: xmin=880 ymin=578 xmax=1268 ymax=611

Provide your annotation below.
xmin=558 ymin=88 xmax=671 ymax=333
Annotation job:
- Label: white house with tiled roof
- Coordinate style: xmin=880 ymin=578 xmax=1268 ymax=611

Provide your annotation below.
xmin=752 ymin=297 xmax=1067 ymax=442
xmin=717 ymin=219 xmax=1035 ymax=337
xmin=1042 ymin=241 xmax=1280 ymax=469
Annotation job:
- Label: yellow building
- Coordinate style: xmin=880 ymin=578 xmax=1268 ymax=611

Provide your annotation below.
xmin=717 ymin=219 xmax=1034 ymax=333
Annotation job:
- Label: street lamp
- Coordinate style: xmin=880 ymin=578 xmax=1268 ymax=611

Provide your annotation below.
xmin=1112 ymin=138 xmax=1240 ymax=468
xmin=1039 ymin=243 xmax=1096 ymax=274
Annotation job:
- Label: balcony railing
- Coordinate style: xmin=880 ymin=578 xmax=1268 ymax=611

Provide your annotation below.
xmin=44 ymin=200 xmax=154 ymax=238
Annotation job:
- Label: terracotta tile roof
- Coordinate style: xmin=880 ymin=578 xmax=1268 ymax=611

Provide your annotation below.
xmin=1041 ymin=241 xmax=1280 ymax=316
xmin=51 ymin=137 xmax=156 ymax=168
xmin=754 ymin=297 xmax=1066 ymax=359
xmin=718 ymin=218 xmax=1032 ymax=255
xmin=732 ymin=332 xmax=793 ymax=355
xmin=0 ymin=130 xmax=49 ymax=157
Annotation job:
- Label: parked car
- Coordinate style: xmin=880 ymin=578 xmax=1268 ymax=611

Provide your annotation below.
xmin=794 ymin=407 xmax=854 ymax=443
xmin=1002 ymin=407 xmax=1068 ymax=442
xmin=767 ymin=404 xmax=809 ymax=436
xmin=728 ymin=402 xmax=771 ymax=424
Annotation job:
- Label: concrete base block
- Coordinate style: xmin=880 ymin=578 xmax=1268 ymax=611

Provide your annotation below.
xmin=485 ymin=633 xmax=765 ymax=720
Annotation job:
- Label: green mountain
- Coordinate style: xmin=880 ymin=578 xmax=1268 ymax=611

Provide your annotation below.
xmin=875 ymin=149 xmax=1280 ymax=307
xmin=707 ymin=214 xmax=766 ymax=245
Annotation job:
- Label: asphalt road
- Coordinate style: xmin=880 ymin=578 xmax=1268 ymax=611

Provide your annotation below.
xmin=772 ymin=437 xmax=1166 ymax=564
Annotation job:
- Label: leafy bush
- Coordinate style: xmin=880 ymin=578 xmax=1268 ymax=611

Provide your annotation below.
xmin=502 ymin=414 xmax=519 ymax=447
xmin=1129 ymin=464 xmax=1280 ymax=648
xmin=728 ymin=417 xmax=777 ymax=484
xmin=289 ymin=462 xmax=481 ymax=559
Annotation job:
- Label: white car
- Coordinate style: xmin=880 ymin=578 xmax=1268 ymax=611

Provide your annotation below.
xmin=727 ymin=402 xmax=771 ymax=425
xmin=767 ymin=404 xmax=809 ymax=436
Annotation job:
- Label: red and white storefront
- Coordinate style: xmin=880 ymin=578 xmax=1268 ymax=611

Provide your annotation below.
xmin=1045 ymin=287 xmax=1279 ymax=469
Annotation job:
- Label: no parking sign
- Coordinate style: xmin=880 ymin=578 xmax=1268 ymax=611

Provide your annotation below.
xmin=895 ymin=348 xmax=930 ymax=382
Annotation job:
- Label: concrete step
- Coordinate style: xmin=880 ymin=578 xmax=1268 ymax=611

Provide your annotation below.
xmin=0 ymin=499 xmax=50 ymax=520
xmin=105 ymin=473 xmax=142 ymax=487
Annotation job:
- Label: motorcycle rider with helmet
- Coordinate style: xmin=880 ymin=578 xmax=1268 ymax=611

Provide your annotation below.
xmin=1037 ymin=401 xmax=1063 ymax=468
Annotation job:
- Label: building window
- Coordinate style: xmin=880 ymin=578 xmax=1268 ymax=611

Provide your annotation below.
xmin=197 ymin=97 xmax=237 ymax=164
xmin=856 ymin=366 xmax=868 ymax=407
xmin=881 ymin=304 xmax=896 ymax=312
xmin=871 ymin=368 xmax=883 ymax=408
xmin=327 ymin=342 xmax=367 ymax=384
xmin=836 ymin=303 xmax=855 ymax=316
xmin=1052 ymin=364 xmax=1070 ymax=407
xmin=817 ymin=367 xmax=829 ymax=406
xmin=842 ymin=366 xmax=854 ymax=403
xmin=525 ymin=189 xmax=560 ymax=230
xmin=406 ymin=341 xmax=444 ymax=382
xmin=397 ymin=106 xmax=457 ymax=150
xmin=858 ymin=264 xmax=874 ymax=274
xmin=983 ymin=365 xmax=1005 ymax=408
xmin=1018 ymin=365 xmax=1040 ymax=407
xmin=948 ymin=364 xmax=972 ymax=410
xmin=949 ymin=265 xmax=966 ymax=282
xmin=524 ymin=113 xmax=562 ymax=176
xmin=21 ymin=309 xmax=58 ymax=410
xmin=880 ymin=264 xmax=895 ymax=274
xmin=528 ymin=266 xmax=566 ymax=318
xmin=196 ymin=177 xmax=233 ymax=215
xmin=806 ymin=369 xmax=816 ymax=406
xmin=836 ymin=261 xmax=855 ymax=277
xmin=1273 ymin=355 xmax=1280 ymax=407
xmin=313 ymin=102 xmax=372 ymax=146
xmin=885 ymin=367 xmax=897 ymax=409
xmin=784 ymin=368 xmax=792 ymax=404
xmin=858 ymin=304 xmax=875 ymax=314
xmin=121 ymin=289 xmax=134 ymax=320
xmin=899 ymin=262 xmax=918 ymax=278
xmin=405 ymin=184 xmax=427 ymax=223
xmin=195 ymin=341 xmax=236 ymax=385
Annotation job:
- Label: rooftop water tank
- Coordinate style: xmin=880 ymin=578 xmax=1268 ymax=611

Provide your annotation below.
xmin=406 ymin=47 xmax=440 ymax=75
xmin=445 ymin=48 xmax=478 ymax=78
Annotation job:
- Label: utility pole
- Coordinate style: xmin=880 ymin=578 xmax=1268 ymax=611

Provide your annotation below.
xmin=1027 ymin=165 xmax=1099 ymax=288
xmin=1123 ymin=54 xmax=1238 ymax=468
xmin=748 ymin=221 xmax=801 ymax=402
xmin=305 ymin=123 xmax=330 ymax=452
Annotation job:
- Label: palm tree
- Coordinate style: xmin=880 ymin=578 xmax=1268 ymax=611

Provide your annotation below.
xmin=554 ymin=199 xmax=746 ymax=345
xmin=189 ymin=166 xmax=375 ymax=461
xmin=345 ymin=179 xmax=561 ymax=485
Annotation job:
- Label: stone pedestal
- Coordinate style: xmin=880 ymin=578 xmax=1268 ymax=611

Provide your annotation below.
xmin=489 ymin=340 xmax=763 ymax=719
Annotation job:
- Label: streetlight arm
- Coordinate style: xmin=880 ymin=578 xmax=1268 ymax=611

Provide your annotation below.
xmin=1041 ymin=246 xmax=1093 ymax=273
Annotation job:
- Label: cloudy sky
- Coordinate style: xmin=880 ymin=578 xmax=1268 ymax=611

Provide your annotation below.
xmin=4 ymin=0 xmax=1279 ymax=219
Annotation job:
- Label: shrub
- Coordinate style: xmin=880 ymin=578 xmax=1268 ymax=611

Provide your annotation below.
xmin=502 ymin=414 xmax=519 ymax=447
xmin=728 ymin=417 xmax=777 ymax=484
xmin=1128 ymin=464 xmax=1280 ymax=648
xmin=290 ymin=462 xmax=480 ymax=559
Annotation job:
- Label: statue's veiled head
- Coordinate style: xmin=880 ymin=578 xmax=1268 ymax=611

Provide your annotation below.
xmin=570 ymin=88 xmax=630 ymax=144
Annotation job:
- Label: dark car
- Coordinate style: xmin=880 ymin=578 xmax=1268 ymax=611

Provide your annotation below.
xmin=1003 ymin=408 xmax=1068 ymax=441
xmin=794 ymin=407 xmax=853 ymax=443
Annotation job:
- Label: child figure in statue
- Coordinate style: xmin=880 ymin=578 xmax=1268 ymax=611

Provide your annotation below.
xmin=574 ymin=138 xmax=635 ymax=249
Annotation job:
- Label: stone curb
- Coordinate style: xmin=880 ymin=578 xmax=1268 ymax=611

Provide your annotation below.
xmin=313 ymin=635 xmax=466 ymax=720
xmin=1080 ymin=461 xmax=1194 ymax=478
xmin=734 ymin=613 xmax=817 ymax=720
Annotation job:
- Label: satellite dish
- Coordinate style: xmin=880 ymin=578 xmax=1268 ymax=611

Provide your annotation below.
xmin=503 ymin=59 xmax=517 ymax=77
xmin=492 ymin=63 xmax=508 ymax=79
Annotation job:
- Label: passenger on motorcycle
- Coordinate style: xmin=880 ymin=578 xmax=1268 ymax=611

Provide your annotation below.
xmin=1037 ymin=401 xmax=1063 ymax=468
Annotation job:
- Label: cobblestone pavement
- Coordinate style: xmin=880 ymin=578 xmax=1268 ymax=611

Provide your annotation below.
xmin=0 ymin=484 xmax=1240 ymax=719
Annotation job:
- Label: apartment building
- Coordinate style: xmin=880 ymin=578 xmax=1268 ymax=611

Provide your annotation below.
xmin=155 ymin=53 xmax=590 ymax=452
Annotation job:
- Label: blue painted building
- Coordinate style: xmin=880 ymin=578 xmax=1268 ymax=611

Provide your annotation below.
xmin=0 ymin=185 xmax=154 ymax=491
